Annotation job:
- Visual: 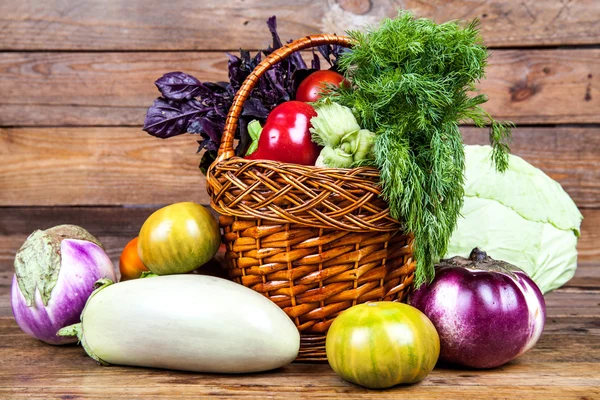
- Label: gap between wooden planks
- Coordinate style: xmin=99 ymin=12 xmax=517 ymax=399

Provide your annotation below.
xmin=0 ymin=49 xmax=598 ymax=127
xmin=0 ymin=206 xmax=597 ymax=288
xmin=0 ymin=208 xmax=597 ymax=273
xmin=0 ymin=0 xmax=599 ymax=50
xmin=0 ymin=126 xmax=598 ymax=207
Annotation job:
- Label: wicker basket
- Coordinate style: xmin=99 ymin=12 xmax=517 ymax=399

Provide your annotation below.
xmin=206 ymin=34 xmax=415 ymax=361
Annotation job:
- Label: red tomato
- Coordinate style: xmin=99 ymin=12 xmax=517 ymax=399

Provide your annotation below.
xmin=245 ymin=101 xmax=320 ymax=165
xmin=119 ymin=237 xmax=149 ymax=281
xmin=295 ymin=70 xmax=346 ymax=102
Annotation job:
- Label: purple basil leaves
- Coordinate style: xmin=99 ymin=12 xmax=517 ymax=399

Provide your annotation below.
xmin=143 ymin=98 xmax=209 ymax=139
xmin=143 ymin=15 xmax=345 ymax=174
xmin=318 ymin=43 xmax=347 ymax=68
xmin=155 ymin=72 xmax=203 ymax=100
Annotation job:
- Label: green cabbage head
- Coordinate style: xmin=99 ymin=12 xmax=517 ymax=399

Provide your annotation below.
xmin=446 ymin=145 xmax=583 ymax=293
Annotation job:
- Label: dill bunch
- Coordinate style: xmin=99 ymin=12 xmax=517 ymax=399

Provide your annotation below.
xmin=326 ymin=12 xmax=512 ymax=286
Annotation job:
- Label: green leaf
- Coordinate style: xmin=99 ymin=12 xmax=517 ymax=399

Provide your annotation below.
xmin=245 ymin=120 xmax=263 ymax=156
xmin=447 ymin=145 xmax=583 ymax=293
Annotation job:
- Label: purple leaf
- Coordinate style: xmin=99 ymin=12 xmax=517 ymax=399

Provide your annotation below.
xmin=265 ymin=69 xmax=288 ymax=99
xmin=318 ymin=44 xmax=347 ymax=68
xmin=199 ymin=118 xmax=223 ymax=144
xmin=267 ymin=16 xmax=283 ymax=49
xmin=197 ymin=137 xmax=219 ymax=153
xmin=155 ymin=72 xmax=203 ymax=100
xmin=318 ymin=45 xmax=332 ymax=65
xmin=143 ymin=98 xmax=206 ymax=138
xmin=311 ymin=51 xmax=321 ymax=70
xmin=288 ymin=49 xmax=307 ymax=70
xmin=242 ymin=98 xmax=270 ymax=119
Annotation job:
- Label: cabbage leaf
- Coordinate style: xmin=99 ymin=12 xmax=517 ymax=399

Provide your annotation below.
xmin=446 ymin=145 xmax=583 ymax=293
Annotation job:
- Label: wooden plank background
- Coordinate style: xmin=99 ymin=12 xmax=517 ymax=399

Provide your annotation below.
xmin=0 ymin=0 xmax=598 ymax=285
xmin=0 ymin=1 xmax=598 ymax=398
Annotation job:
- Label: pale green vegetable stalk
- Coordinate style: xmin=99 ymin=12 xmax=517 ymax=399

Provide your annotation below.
xmin=446 ymin=146 xmax=583 ymax=293
xmin=310 ymin=101 xmax=375 ymax=168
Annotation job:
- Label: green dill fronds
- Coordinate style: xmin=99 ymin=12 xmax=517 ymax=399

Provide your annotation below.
xmin=461 ymin=104 xmax=514 ymax=172
xmin=489 ymin=120 xmax=514 ymax=172
xmin=325 ymin=11 xmax=512 ymax=286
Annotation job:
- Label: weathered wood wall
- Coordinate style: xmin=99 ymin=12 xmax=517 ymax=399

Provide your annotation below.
xmin=0 ymin=0 xmax=598 ymax=299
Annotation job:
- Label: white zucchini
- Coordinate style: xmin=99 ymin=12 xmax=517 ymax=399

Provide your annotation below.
xmin=58 ymin=275 xmax=300 ymax=373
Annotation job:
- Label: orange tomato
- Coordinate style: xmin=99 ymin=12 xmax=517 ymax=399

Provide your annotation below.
xmin=119 ymin=237 xmax=149 ymax=281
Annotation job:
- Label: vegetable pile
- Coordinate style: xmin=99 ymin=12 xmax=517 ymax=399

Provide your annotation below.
xmin=143 ymin=16 xmax=344 ymax=173
xmin=143 ymin=13 xmax=513 ymax=287
xmin=10 ymin=11 xmax=583 ymax=390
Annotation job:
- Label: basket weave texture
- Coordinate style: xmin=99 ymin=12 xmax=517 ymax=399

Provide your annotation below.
xmin=206 ymin=34 xmax=415 ymax=361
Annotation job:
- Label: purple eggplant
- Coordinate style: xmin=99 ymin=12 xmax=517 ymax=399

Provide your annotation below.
xmin=410 ymin=248 xmax=546 ymax=369
xmin=11 ymin=225 xmax=116 ymax=345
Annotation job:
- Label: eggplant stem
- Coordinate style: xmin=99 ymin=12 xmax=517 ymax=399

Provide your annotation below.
xmin=56 ymin=278 xmax=114 ymax=366
xmin=57 ymin=323 xmax=108 ymax=365
xmin=469 ymin=247 xmax=487 ymax=262
xmin=57 ymin=323 xmax=81 ymax=339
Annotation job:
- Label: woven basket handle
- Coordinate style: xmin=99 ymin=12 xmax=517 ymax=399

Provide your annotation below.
xmin=215 ymin=34 xmax=355 ymax=163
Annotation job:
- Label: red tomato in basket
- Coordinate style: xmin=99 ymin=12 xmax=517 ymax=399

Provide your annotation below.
xmin=295 ymin=70 xmax=347 ymax=103
xmin=245 ymin=101 xmax=321 ymax=165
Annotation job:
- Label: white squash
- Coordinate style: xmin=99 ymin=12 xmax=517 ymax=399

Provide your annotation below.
xmin=58 ymin=275 xmax=300 ymax=373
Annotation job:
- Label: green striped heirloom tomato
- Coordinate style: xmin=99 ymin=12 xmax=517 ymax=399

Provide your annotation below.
xmin=138 ymin=202 xmax=221 ymax=275
xmin=326 ymin=302 xmax=440 ymax=389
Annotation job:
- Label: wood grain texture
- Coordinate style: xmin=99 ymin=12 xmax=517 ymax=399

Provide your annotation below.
xmin=0 ymin=0 xmax=599 ymax=51
xmin=0 ymin=52 xmax=227 ymax=127
xmin=0 ymin=49 xmax=598 ymax=127
xmin=1 ymin=272 xmax=597 ymax=318
xmin=475 ymin=49 xmax=599 ymax=124
xmin=1 ymin=126 xmax=598 ymax=206
xmin=0 ymin=313 xmax=598 ymax=398
xmin=1 ymin=1 xmax=598 ymax=397
xmin=0 ymin=206 xmax=596 ymax=288
xmin=0 ymin=128 xmax=206 ymax=206
xmin=0 ymin=206 xmax=600 ymax=306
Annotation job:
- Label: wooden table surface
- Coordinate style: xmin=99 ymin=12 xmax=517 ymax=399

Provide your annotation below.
xmin=1 ymin=267 xmax=599 ymax=399
xmin=1 ymin=0 xmax=599 ymax=398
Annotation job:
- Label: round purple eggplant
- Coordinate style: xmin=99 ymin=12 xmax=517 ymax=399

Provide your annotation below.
xmin=11 ymin=225 xmax=116 ymax=345
xmin=410 ymin=248 xmax=546 ymax=369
